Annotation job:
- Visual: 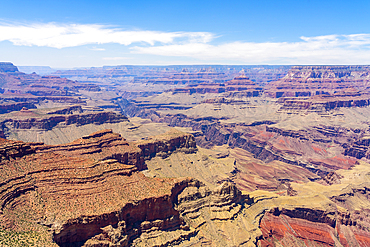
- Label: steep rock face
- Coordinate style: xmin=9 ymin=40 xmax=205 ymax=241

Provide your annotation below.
xmin=186 ymin=120 xmax=356 ymax=175
xmin=34 ymin=129 xmax=144 ymax=168
xmin=34 ymin=128 xmax=197 ymax=171
xmin=266 ymin=66 xmax=370 ymax=98
xmin=344 ymin=135 xmax=370 ymax=160
xmin=0 ymin=129 xmax=206 ymax=245
xmin=0 ymin=102 xmax=37 ymax=114
xmin=134 ymin=129 xmax=197 ymax=161
xmin=0 ymin=128 xmax=251 ymax=246
xmin=54 ymin=176 xmax=193 ymax=247
xmin=260 ymin=212 xmax=339 ymax=246
xmin=277 ymin=93 xmax=370 ymax=113
xmin=0 ymin=138 xmax=35 ymax=161
xmin=82 ymin=180 xmax=246 ymax=247
xmin=124 ymin=102 xmax=361 ymax=179
xmin=1 ymin=111 xmax=128 ymax=131
xmin=259 ymin=184 xmax=370 ymax=247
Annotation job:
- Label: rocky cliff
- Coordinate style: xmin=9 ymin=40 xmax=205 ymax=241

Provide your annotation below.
xmin=0 ymin=129 xmax=224 ymax=246
xmin=0 ymin=110 xmax=128 ymax=132
xmin=257 ymin=180 xmax=370 ymax=247
xmin=266 ymin=65 xmax=370 ymax=98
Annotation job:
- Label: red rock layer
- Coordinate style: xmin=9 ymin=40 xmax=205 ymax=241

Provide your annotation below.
xmin=266 ymin=66 xmax=370 ymax=98
xmin=259 ymin=209 xmax=370 ymax=247
xmin=230 ymin=147 xmax=320 ymax=192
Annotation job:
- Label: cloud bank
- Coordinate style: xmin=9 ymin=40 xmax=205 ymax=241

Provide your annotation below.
xmin=132 ymin=34 xmax=370 ymax=64
xmin=1 ymin=22 xmax=370 ymax=64
xmin=0 ymin=23 xmax=212 ymax=48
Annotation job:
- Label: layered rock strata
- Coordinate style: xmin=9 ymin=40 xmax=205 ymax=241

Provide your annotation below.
xmin=1 ymin=129 xmax=254 ymax=247
xmin=0 ymin=102 xmax=37 ymax=114
xmin=266 ymin=66 xmax=370 ymax=98
xmin=277 ymin=92 xmax=370 ymax=113
xmin=171 ymin=75 xmax=263 ymax=96
xmin=258 ymin=182 xmax=370 ymax=247
xmin=1 ymin=111 xmax=128 ymax=131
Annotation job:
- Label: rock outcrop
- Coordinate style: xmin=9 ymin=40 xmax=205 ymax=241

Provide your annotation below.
xmin=1 ymin=111 xmax=128 ymax=131
xmin=0 ymin=129 xmax=226 ymax=246
xmin=259 ymin=183 xmax=370 ymax=247
xmin=171 ymin=75 xmax=263 ymax=96
xmin=143 ymin=113 xmax=358 ymax=177
xmin=266 ymin=66 xmax=370 ymax=98
xmin=277 ymin=92 xmax=370 ymax=113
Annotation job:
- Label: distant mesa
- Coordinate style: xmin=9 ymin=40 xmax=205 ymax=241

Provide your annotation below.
xmin=171 ymin=75 xmax=263 ymax=96
xmin=266 ymin=65 xmax=370 ymax=98
xmin=0 ymin=62 xmax=19 ymax=73
xmin=17 ymin=65 xmax=56 ymax=75
xmin=0 ymin=62 xmax=101 ymax=98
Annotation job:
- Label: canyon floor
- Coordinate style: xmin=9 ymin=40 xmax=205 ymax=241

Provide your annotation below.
xmin=1 ymin=63 xmax=370 ymax=246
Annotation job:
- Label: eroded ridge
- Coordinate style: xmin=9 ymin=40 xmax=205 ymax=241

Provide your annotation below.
xmin=0 ymin=128 xmax=250 ymax=246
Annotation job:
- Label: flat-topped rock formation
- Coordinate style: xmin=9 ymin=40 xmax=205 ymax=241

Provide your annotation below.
xmin=171 ymin=75 xmax=263 ymax=96
xmin=0 ymin=62 xmax=19 ymax=73
xmin=0 ymin=63 xmax=100 ymax=98
xmin=266 ymin=65 xmax=370 ymax=98
xmin=0 ymin=108 xmax=128 ymax=131
xmin=140 ymin=68 xmax=228 ymax=85
xmin=277 ymin=91 xmax=370 ymax=113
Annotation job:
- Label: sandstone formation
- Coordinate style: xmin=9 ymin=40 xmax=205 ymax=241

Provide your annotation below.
xmin=0 ymin=128 xmax=283 ymax=246
xmin=0 ymin=109 xmax=128 ymax=131
xmin=171 ymin=75 xmax=263 ymax=96
xmin=266 ymin=65 xmax=370 ymax=98
xmin=125 ymin=105 xmax=359 ymax=177
xmin=0 ymin=129 xmax=220 ymax=246
xmin=256 ymin=161 xmax=370 ymax=247
xmin=276 ymin=91 xmax=370 ymax=114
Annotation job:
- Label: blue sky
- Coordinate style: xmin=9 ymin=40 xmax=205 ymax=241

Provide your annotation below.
xmin=1 ymin=0 xmax=370 ymax=67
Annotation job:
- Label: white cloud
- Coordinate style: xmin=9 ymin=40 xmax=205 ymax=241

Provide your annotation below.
xmin=132 ymin=34 xmax=370 ymax=64
xmin=90 ymin=47 xmax=105 ymax=51
xmin=2 ymin=22 xmax=370 ymax=64
xmin=102 ymin=57 xmax=132 ymax=61
xmin=0 ymin=22 xmax=213 ymax=49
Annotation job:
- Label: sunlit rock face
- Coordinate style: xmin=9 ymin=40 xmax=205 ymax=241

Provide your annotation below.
xmin=266 ymin=65 xmax=370 ymax=98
